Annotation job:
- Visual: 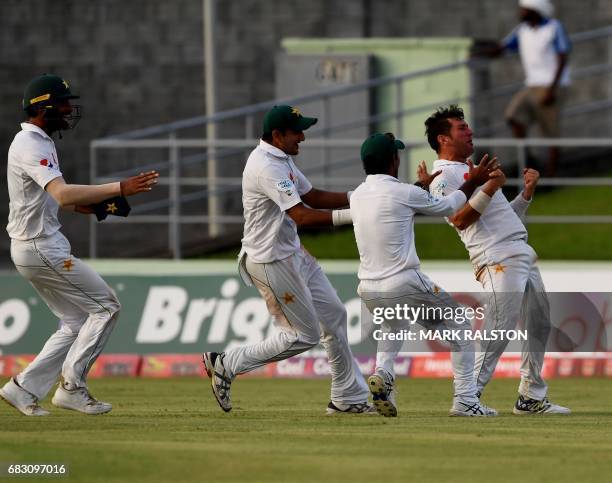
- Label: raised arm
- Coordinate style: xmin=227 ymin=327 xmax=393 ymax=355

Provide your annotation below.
xmin=448 ymin=173 xmax=505 ymax=230
xmin=46 ymin=171 xmax=159 ymax=208
xmin=510 ymin=168 xmax=538 ymax=220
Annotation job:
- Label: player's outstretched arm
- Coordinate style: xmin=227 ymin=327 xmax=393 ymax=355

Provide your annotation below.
xmin=46 ymin=171 xmax=159 ymax=208
xmin=301 ymin=188 xmax=350 ymax=209
xmin=284 ymin=203 xmax=352 ymax=228
xmin=286 ymin=203 xmax=332 ymax=227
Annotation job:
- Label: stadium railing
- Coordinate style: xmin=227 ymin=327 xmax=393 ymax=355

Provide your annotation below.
xmin=89 ymin=26 xmax=612 ymax=259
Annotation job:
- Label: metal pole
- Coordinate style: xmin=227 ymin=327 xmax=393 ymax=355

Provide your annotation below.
xmin=89 ymin=144 xmax=98 ymax=258
xmin=323 ymin=96 xmax=331 ymax=188
xmin=396 ymin=78 xmax=403 ymax=136
xmin=169 ymin=133 xmax=182 ymax=259
xmin=204 ymin=0 xmax=219 ymax=237
xmin=517 ymin=141 xmax=527 ymax=174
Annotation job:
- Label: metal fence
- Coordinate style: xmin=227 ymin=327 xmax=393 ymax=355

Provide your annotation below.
xmin=90 ymin=26 xmax=612 ymax=259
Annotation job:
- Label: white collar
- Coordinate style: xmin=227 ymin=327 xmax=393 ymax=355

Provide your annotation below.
xmin=20 ymin=122 xmax=52 ymax=141
xmin=365 ymin=174 xmax=399 ymax=183
xmin=433 ymin=158 xmax=467 ymax=168
xmin=258 ymin=139 xmax=290 ymax=160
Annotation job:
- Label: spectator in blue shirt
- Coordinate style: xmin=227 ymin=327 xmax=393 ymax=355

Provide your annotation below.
xmin=478 ymin=0 xmax=571 ymax=176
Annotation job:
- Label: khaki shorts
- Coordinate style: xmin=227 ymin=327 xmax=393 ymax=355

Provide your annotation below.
xmin=505 ymin=86 xmax=565 ymax=137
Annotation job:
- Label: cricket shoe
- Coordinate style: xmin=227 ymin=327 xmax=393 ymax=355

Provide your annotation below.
xmin=326 ymin=401 xmax=377 ymax=415
xmin=0 ymin=378 xmax=49 ymax=416
xmin=449 ymin=398 xmax=498 ymax=417
xmin=52 ymin=384 xmax=112 ymax=415
xmin=367 ymin=370 xmax=397 ymax=417
xmin=203 ymin=352 xmax=232 ymax=412
xmin=512 ymin=395 xmax=571 ymax=415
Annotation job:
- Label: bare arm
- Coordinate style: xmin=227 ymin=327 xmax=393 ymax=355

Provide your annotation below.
xmin=542 ymin=53 xmax=568 ymax=105
xmin=301 ymin=188 xmax=349 ymax=209
xmin=449 ymin=170 xmax=506 ymax=230
xmin=46 ymin=171 xmax=159 ymax=208
xmin=285 ymin=203 xmax=332 ymax=227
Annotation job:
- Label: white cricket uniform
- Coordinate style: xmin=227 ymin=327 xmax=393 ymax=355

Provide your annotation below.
xmin=6 ymin=122 xmax=121 ymax=400
xmin=430 ymin=160 xmax=550 ymax=400
xmin=351 ymin=174 xmax=479 ymax=401
xmin=224 ymin=139 xmax=368 ymax=405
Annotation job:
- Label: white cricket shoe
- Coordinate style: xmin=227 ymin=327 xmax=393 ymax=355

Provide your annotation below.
xmin=449 ymin=398 xmax=498 ymax=417
xmin=51 ymin=384 xmax=112 ymax=415
xmin=326 ymin=401 xmax=377 ymax=415
xmin=513 ymin=395 xmax=571 ymax=415
xmin=0 ymin=378 xmax=49 ymax=416
xmin=367 ymin=369 xmax=397 ymax=417
xmin=203 ymin=352 xmax=232 ymax=412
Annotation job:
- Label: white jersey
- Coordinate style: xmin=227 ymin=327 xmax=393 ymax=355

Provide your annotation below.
xmin=351 ymin=174 xmax=466 ymax=287
xmin=429 ymin=159 xmax=532 ymax=267
xmin=6 ymin=123 xmax=64 ymax=241
xmin=502 ymin=18 xmax=571 ymax=87
xmin=241 ymin=140 xmax=312 ymax=263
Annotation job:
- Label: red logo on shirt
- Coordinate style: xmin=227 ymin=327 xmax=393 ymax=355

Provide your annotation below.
xmin=464 ymin=172 xmax=469 ymax=180
xmin=40 ymin=159 xmax=48 ymax=166
xmin=288 ymin=172 xmax=295 ymax=183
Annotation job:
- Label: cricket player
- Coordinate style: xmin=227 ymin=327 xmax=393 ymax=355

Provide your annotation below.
xmin=351 ymin=132 xmax=501 ymax=417
xmin=425 ymin=105 xmax=570 ymax=414
xmin=0 ymin=74 xmax=159 ymax=416
xmin=203 ymin=105 xmax=372 ymax=414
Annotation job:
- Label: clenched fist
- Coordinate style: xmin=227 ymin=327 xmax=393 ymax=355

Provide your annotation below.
xmin=523 ymin=168 xmax=540 ymax=200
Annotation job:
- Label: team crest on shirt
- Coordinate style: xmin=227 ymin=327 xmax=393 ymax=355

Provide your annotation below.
xmin=276 ymin=178 xmax=295 ymax=196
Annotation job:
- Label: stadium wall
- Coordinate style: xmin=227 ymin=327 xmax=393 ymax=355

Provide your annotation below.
xmin=1 ymin=1 xmax=612 ymax=260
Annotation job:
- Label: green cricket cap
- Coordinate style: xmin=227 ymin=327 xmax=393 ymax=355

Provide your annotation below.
xmin=263 ymin=105 xmax=318 ymax=133
xmin=360 ymin=133 xmax=405 ymax=161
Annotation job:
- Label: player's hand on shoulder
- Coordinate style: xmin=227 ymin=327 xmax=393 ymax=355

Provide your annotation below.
xmin=120 ymin=171 xmax=159 ymax=197
xmin=416 ymin=160 xmax=441 ymax=191
xmin=467 ymin=154 xmax=500 ymax=186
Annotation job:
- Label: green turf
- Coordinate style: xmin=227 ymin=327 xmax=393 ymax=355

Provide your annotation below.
xmin=203 ymin=184 xmax=612 ymax=260
xmin=299 ymin=184 xmax=612 ymax=260
xmin=1 ymin=377 xmax=610 ymax=483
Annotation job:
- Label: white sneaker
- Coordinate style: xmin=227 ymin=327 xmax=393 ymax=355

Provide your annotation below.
xmin=51 ymin=384 xmax=112 ymax=415
xmin=449 ymin=398 xmax=498 ymax=417
xmin=513 ymin=395 xmax=571 ymax=415
xmin=326 ymin=401 xmax=377 ymax=415
xmin=202 ymin=352 xmax=232 ymax=412
xmin=0 ymin=378 xmax=49 ymax=416
xmin=367 ymin=369 xmax=397 ymax=417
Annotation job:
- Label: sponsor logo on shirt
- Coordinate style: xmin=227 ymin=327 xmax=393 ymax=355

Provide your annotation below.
xmin=276 ymin=178 xmax=295 ymax=196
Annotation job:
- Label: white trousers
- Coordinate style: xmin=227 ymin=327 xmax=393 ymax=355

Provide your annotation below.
xmin=10 ymin=231 xmax=121 ymax=400
xmin=474 ymin=246 xmax=550 ymax=400
xmin=224 ymin=248 xmax=369 ymax=405
xmin=359 ymin=269 xmax=478 ymax=401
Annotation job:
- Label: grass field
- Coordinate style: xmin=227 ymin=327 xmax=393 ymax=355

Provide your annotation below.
xmin=1 ymin=377 xmax=610 ymax=483
xmin=205 ymin=184 xmax=612 ymax=261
